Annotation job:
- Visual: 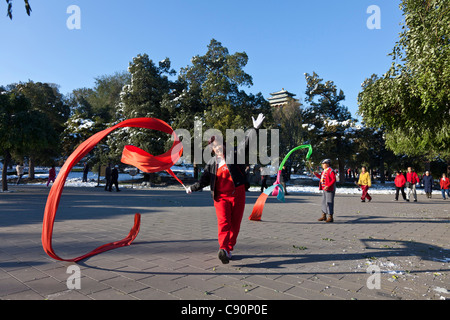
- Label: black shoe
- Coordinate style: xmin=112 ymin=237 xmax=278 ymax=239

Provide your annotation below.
xmin=218 ymin=249 xmax=229 ymax=264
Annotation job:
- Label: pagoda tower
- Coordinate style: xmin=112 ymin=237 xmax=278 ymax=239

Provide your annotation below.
xmin=268 ymin=88 xmax=299 ymax=107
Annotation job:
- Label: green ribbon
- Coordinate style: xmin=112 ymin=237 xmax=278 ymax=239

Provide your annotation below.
xmin=278 ymin=144 xmax=313 ymax=171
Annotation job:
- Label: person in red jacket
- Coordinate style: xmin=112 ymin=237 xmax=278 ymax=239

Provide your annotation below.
xmin=47 ymin=165 xmax=56 ymax=187
xmin=406 ymin=167 xmax=419 ymax=202
xmin=394 ymin=171 xmax=406 ymax=201
xmin=440 ymin=173 xmax=450 ymax=200
xmin=313 ymin=159 xmax=337 ymax=223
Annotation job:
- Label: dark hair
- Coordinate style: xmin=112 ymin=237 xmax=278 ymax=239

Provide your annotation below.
xmin=208 ymin=135 xmax=226 ymax=156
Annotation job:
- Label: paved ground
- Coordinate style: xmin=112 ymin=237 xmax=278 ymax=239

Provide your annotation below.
xmin=0 ymin=185 xmax=449 ymax=301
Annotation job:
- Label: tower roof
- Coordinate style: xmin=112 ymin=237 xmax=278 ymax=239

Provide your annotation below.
xmin=268 ymin=89 xmax=298 ymax=107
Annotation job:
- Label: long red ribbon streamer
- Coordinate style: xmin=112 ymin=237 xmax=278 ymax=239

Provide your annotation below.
xmin=42 ymin=118 xmax=183 ymax=262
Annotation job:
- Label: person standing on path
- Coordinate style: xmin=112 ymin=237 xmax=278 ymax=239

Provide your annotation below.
xmin=313 ymin=159 xmax=336 ymax=223
xmin=280 ymin=165 xmax=289 ymax=195
xmin=104 ymin=163 xmax=112 ymax=191
xmin=440 ymin=173 xmax=450 ymax=200
xmin=357 ymin=166 xmax=372 ymax=202
xmin=186 ymin=114 xmax=265 ymax=264
xmin=82 ymin=162 xmax=89 ymax=183
xmin=406 ymin=167 xmax=420 ymax=202
xmin=394 ymin=171 xmax=407 ymax=201
xmin=47 ymin=165 xmax=56 ymax=187
xmin=109 ymin=165 xmax=120 ymax=192
xmin=16 ymin=163 xmax=24 ymax=185
xmin=422 ymin=171 xmax=434 ymax=199
xmin=260 ymin=169 xmax=268 ymax=193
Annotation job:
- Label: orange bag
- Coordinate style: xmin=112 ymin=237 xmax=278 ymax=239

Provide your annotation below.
xmin=42 ymin=118 xmax=183 ymax=262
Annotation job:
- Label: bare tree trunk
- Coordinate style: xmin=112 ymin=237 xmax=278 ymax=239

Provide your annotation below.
xmin=2 ymin=151 xmax=11 ymax=192
xmin=29 ymin=157 xmax=35 ymax=180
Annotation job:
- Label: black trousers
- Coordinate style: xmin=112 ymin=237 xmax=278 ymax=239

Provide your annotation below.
xmin=395 ymin=186 xmax=406 ymax=200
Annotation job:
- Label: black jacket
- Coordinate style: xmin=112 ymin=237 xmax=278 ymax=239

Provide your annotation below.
xmin=190 ymin=129 xmax=256 ymax=199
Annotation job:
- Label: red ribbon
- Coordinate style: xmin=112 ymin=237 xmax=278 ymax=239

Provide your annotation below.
xmin=42 ymin=118 xmax=183 ymax=262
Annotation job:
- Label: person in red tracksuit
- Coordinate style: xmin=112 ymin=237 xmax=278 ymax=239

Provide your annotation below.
xmin=313 ymin=159 xmax=337 ymax=223
xmin=394 ymin=171 xmax=407 ymax=201
xmin=186 ymin=114 xmax=265 ymax=264
xmin=440 ymin=173 xmax=450 ymax=200
xmin=406 ymin=167 xmax=420 ymax=202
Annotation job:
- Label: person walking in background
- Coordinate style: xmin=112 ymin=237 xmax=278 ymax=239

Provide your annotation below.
xmin=313 ymin=159 xmax=336 ymax=223
xmin=104 ymin=163 xmax=111 ymax=191
xmin=394 ymin=171 xmax=406 ymax=201
xmin=422 ymin=171 xmax=434 ymax=199
xmin=260 ymin=169 xmax=268 ymax=193
xmin=16 ymin=163 xmax=24 ymax=185
xmin=358 ymin=166 xmax=372 ymax=202
xmin=47 ymin=165 xmax=56 ymax=187
xmin=440 ymin=173 xmax=450 ymax=200
xmin=82 ymin=162 xmax=89 ymax=183
xmin=109 ymin=165 xmax=120 ymax=192
xmin=406 ymin=167 xmax=420 ymax=202
xmin=280 ymin=165 xmax=289 ymax=195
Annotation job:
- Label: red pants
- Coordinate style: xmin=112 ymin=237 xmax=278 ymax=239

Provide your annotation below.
xmin=213 ymin=185 xmax=246 ymax=252
xmin=361 ymin=185 xmax=372 ymax=201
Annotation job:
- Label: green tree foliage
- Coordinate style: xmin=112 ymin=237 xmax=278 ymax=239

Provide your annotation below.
xmin=10 ymin=82 xmax=69 ymax=178
xmin=106 ymin=54 xmax=176 ymax=163
xmin=63 ymin=72 xmax=130 ymax=160
xmin=302 ymin=72 xmax=357 ymax=182
xmin=0 ymin=86 xmax=54 ymax=190
xmin=165 ymin=39 xmax=272 ymax=177
xmin=272 ymin=98 xmax=305 ymax=169
xmin=358 ymin=0 xmax=450 ymax=162
xmin=178 ymin=39 xmax=270 ymax=134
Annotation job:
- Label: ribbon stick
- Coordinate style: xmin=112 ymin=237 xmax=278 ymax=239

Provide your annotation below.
xmin=249 ymin=184 xmax=284 ymax=221
xmin=42 ymin=118 xmax=183 ymax=262
xmin=249 ymin=144 xmax=313 ymax=221
xmin=273 ymin=144 xmax=313 ymax=196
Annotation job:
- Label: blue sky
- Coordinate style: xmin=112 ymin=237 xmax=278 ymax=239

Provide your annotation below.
xmin=1 ymin=0 xmax=404 ymax=118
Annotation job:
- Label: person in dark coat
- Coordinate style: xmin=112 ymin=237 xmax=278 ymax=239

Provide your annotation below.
xmin=422 ymin=171 xmax=434 ymax=198
xmin=280 ymin=165 xmax=289 ymax=195
xmin=109 ymin=165 xmax=120 ymax=192
xmin=260 ymin=170 xmax=268 ymax=193
xmin=82 ymin=162 xmax=89 ymax=182
xmin=104 ymin=163 xmax=112 ymax=191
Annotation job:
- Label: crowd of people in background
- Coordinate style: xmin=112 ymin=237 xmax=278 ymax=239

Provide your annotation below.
xmin=11 ymin=161 xmax=121 ymax=192
xmin=8 ymin=160 xmax=450 ymax=202
xmin=392 ymin=167 xmax=450 ymax=201
xmin=349 ymin=165 xmax=450 ymax=202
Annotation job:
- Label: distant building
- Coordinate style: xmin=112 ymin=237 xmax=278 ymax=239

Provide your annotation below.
xmin=268 ymin=88 xmax=299 ymax=107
